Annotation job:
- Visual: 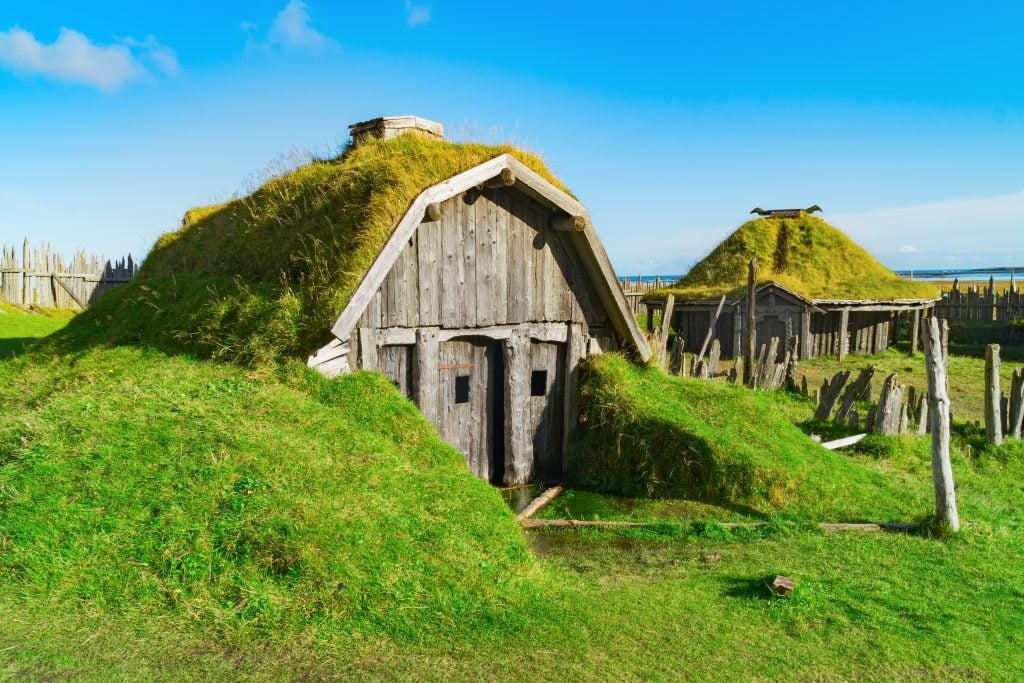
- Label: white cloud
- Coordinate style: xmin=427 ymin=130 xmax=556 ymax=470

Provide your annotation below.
xmin=896 ymin=245 xmax=919 ymax=253
xmin=121 ymin=35 xmax=179 ymax=77
xmin=0 ymin=26 xmax=143 ymax=91
xmin=405 ymin=1 xmax=431 ymax=28
xmin=0 ymin=26 xmax=178 ymax=92
xmin=268 ymin=0 xmax=336 ymax=51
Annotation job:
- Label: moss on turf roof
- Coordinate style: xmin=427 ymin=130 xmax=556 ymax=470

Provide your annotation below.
xmin=64 ymin=135 xmax=568 ymax=366
xmin=655 ymin=215 xmax=939 ymax=303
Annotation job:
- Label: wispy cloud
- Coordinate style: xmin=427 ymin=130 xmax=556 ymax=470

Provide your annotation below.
xmin=245 ymin=1 xmax=337 ymax=53
xmin=0 ymin=26 xmax=177 ymax=92
xmin=405 ymin=1 xmax=431 ymax=28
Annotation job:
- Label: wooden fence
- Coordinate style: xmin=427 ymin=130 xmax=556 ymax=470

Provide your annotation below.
xmin=619 ymin=276 xmax=673 ymax=315
xmin=1 ymin=240 xmax=137 ymax=310
xmin=934 ymin=277 xmax=1024 ymax=323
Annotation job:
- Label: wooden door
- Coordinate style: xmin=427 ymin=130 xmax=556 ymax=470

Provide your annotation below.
xmin=437 ymin=337 xmax=505 ymax=483
xmin=529 ymin=341 xmax=565 ymax=480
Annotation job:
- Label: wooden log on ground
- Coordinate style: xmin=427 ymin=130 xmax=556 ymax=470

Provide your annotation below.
xmin=985 ymin=344 xmax=1003 ymax=446
xmin=922 ymin=316 xmax=960 ymax=532
xmin=743 ymin=258 xmax=757 ymax=386
xmin=522 ymin=518 xmax=918 ymax=533
xmin=814 ymin=370 xmax=851 ymax=421
xmin=516 ymin=486 xmax=564 ymax=521
xmin=821 ymin=433 xmax=867 ymax=450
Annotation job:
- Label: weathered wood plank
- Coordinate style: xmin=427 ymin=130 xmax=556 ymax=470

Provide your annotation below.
xmin=504 ymin=328 xmax=532 ymax=485
xmin=415 ymin=327 xmax=441 ymax=425
xmin=985 ymin=344 xmax=1002 ymax=445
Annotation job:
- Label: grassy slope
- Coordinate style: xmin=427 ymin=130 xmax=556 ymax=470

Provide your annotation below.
xmin=655 ymin=215 xmax=939 ymax=301
xmin=59 ymin=135 xmax=568 ymax=367
xmin=0 ymin=346 xmax=541 ymax=643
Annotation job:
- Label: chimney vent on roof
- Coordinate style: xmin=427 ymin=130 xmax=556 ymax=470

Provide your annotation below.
xmin=348 ymin=116 xmax=444 ymax=145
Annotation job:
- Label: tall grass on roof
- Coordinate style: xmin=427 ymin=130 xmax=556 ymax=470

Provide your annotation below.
xmin=57 ymin=135 xmax=567 ymax=366
xmin=658 ymin=216 xmax=939 ymax=302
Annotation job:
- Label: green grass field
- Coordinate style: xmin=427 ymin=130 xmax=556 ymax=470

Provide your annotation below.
xmin=3 ymin=308 xmax=1024 ymax=680
xmin=0 ymin=302 xmax=73 ymax=357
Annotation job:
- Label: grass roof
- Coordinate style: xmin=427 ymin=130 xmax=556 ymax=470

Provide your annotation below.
xmin=655 ymin=215 xmax=939 ymax=302
xmin=62 ymin=135 xmax=567 ymax=366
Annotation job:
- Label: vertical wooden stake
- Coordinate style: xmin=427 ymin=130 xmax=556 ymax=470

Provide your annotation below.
xmin=838 ymin=307 xmax=850 ymax=361
xmin=922 ymin=316 xmax=959 ymax=532
xmin=657 ymin=294 xmax=675 ymax=368
xmin=985 ymin=344 xmax=1002 ymax=446
xmin=743 ymin=258 xmax=757 ymax=386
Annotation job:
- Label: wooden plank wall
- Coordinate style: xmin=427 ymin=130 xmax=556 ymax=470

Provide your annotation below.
xmin=358 ymin=187 xmax=612 ymax=335
xmin=935 ymin=279 xmax=1024 ymax=323
xmin=0 ymin=239 xmax=137 ymax=309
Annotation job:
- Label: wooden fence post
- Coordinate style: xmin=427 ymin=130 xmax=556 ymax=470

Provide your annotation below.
xmin=1009 ymin=369 xmax=1024 ymax=439
xmin=910 ymin=309 xmax=920 ymax=355
xmin=922 ymin=316 xmax=959 ymax=531
xmin=985 ymin=344 xmax=1002 ymax=446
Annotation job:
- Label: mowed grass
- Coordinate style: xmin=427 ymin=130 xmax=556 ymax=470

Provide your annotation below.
xmin=3 ymin=314 xmax=1024 ymax=679
xmin=0 ymin=302 xmax=72 ymax=356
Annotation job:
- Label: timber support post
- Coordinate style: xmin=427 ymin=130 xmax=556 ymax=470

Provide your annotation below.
xmin=922 ymin=316 xmax=960 ymax=532
xmin=838 ymin=307 xmax=850 ymax=361
xmin=910 ymin=309 xmax=920 ymax=355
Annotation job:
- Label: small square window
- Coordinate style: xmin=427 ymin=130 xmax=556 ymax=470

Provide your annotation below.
xmin=531 ymin=370 xmax=547 ymax=397
xmin=455 ymin=375 xmax=470 ymax=404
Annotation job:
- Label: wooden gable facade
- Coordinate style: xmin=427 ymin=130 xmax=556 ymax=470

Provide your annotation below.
xmin=309 ymin=153 xmax=650 ymax=486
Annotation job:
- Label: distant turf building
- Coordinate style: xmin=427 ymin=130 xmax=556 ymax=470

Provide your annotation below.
xmin=305 ymin=117 xmax=651 ymax=485
xmin=650 ymin=212 xmax=940 ymax=360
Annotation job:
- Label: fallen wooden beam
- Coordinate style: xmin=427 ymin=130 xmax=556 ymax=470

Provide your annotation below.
xmin=521 ymin=518 xmax=918 ymax=533
xmin=820 ymin=433 xmax=868 ymax=451
xmin=516 ymin=485 xmax=564 ymax=521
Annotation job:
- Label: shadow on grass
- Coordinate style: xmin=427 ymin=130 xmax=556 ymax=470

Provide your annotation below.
xmin=721 ymin=575 xmax=782 ymax=600
xmin=0 ymin=337 xmax=44 ymax=358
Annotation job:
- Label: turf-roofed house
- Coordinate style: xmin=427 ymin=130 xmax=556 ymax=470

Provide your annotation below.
xmin=305 ymin=117 xmax=651 ymax=486
xmin=649 ymin=209 xmax=941 ymax=360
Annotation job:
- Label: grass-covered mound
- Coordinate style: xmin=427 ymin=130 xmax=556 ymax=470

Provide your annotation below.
xmin=57 ymin=135 xmax=567 ymax=366
xmin=568 ymin=354 xmax=915 ymax=520
xmin=656 ymin=215 xmax=939 ymax=302
xmin=0 ymin=346 xmax=542 ymax=640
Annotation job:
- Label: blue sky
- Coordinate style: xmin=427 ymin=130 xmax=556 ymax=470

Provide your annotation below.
xmin=2 ymin=1 xmax=1023 ymax=274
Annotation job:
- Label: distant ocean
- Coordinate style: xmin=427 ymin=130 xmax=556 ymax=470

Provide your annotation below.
xmin=622 ymin=269 xmax=1023 ymax=284
xmin=895 ymin=268 xmax=1022 ymax=282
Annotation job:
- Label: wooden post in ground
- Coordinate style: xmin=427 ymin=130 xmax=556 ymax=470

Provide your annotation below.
xmin=657 ymin=294 xmax=675 ymax=368
xmin=922 ymin=316 xmax=959 ymax=531
xmin=696 ymin=294 xmax=727 ymax=367
xmin=985 ymin=344 xmax=1003 ymax=446
xmin=1009 ymin=369 xmax=1024 ymax=439
xmin=743 ymin=258 xmax=757 ymax=386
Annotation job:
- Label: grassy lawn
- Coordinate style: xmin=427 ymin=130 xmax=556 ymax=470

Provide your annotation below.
xmin=3 ymin=313 xmax=1024 ymax=680
xmin=0 ymin=302 xmax=72 ymax=356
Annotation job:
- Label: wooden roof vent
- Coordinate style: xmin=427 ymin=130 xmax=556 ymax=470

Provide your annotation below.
xmin=348 ymin=115 xmax=444 ymax=145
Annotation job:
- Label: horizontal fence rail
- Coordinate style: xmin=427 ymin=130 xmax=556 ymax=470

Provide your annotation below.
xmin=1 ymin=239 xmax=137 ymax=310
xmin=933 ymin=278 xmax=1024 ymax=323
